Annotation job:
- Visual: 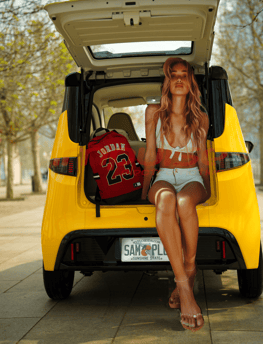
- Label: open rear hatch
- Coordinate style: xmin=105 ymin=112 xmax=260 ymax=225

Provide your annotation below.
xmin=45 ymin=0 xmax=220 ymax=208
xmin=45 ymin=0 xmax=219 ymax=73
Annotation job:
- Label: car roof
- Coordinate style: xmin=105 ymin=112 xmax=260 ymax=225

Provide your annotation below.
xmin=45 ymin=0 xmax=220 ymax=77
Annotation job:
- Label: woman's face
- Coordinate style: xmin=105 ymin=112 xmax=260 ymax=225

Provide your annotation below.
xmin=169 ymin=63 xmax=190 ymax=96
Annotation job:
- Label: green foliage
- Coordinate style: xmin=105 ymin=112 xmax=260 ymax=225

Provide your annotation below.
xmin=215 ymin=0 xmax=263 ymax=136
xmin=214 ymin=0 xmax=263 ymax=180
xmin=0 ymin=0 xmax=76 ymax=144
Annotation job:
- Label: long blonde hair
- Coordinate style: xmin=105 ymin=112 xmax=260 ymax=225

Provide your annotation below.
xmin=155 ymin=57 xmax=207 ymax=150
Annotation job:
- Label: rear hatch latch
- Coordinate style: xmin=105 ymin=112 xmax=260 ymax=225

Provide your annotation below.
xmin=112 ymin=10 xmax=151 ymax=26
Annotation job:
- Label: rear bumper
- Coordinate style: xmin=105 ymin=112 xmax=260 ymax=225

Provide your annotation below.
xmin=54 ymin=227 xmax=246 ymax=272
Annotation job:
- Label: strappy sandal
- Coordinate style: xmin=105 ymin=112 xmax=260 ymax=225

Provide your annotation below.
xmin=180 ymin=310 xmax=204 ymax=331
xmin=175 ymin=277 xmax=204 ymax=331
xmin=168 ymin=266 xmax=197 ymax=310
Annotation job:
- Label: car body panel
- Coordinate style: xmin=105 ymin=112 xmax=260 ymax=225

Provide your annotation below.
xmin=42 ymin=105 xmax=260 ymax=271
xmin=50 ymin=110 xmax=79 ymax=159
xmin=210 ymin=103 xmax=260 ymax=268
xmin=214 ymin=104 xmax=248 ymax=153
xmin=209 ymin=161 xmax=260 ymax=269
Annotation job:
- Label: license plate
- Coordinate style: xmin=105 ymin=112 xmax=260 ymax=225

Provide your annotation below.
xmin=121 ymin=237 xmax=169 ymax=262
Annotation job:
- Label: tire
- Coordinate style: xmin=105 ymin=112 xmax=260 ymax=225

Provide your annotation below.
xmin=237 ymin=245 xmax=263 ymax=298
xmin=43 ymin=266 xmax=75 ymax=300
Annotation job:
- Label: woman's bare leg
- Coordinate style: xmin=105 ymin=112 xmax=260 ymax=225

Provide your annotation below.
xmin=148 ymin=181 xmax=187 ymax=280
xmin=176 ymin=182 xmax=207 ymax=330
xmin=170 ymin=181 xmax=208 ymax=311
xmin=178 ymin=182 xmax=207 ymax=268
xmin=169 ymin=266 xmax=197 ymax=309
xmin=148 ymin=181 xmax=204 ymax=331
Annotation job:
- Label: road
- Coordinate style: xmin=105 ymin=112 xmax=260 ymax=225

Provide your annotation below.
xmin=0 ymin=184 xmax=263 ymax=343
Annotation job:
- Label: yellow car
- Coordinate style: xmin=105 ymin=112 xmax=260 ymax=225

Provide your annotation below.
xmin=42 ymin=0 xmax=262 ymax=300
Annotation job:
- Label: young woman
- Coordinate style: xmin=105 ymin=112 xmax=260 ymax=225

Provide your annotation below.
xmin=141 ymin=57 xmax=211 ymax=332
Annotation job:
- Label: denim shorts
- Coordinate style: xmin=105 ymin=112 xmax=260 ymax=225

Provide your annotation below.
xmin=152 ymin=166 xmax=205 ymax=193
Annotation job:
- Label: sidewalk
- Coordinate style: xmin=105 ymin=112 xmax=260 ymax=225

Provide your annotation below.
xmin=0 ymin=184 xmax=263 ymax=343
xmin=0 ymin=183 xmax=47 ymax=199
xmin=0 ymin=183 xmax=47 ymax=218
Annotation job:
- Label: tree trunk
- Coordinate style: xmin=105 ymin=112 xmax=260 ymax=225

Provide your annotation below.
xmin=3 ymin=140 xmax=7 ymax=187
xmin=31 ymin=129 xmax=43 ymax=193
xmin=20 ymin=158 xmax=23 ymax=185
xmin=6 ymin=137 xmax=14 ymax=199
xmin=0 ymin=156 xmax=2 ymax=187
xmin=0 ymin=141 xmax=4 ymax=187
xmin=260 ymin=99 xmax=263 ymax=186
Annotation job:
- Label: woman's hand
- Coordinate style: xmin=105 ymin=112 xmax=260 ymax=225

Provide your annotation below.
xmin=141 ymin=104 xmax=159 ymax=200
xmin=197 ymin=113 xmax=211 ymax=201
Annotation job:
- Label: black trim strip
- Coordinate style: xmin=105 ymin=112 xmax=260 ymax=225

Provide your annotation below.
xmin=53 ymin=227 xmax=246 ymax=270
xmin=59 ymin=262 xmax=241 ymax=272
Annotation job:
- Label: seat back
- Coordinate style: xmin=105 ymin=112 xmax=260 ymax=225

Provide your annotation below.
xmin=107 ymin=112 xmax=140 ymax=141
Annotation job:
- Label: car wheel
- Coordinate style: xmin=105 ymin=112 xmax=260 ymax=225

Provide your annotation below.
xmin=43 ymin=265 xmax=75 ymax=300
xmin=237 ymin=245 xmax=263 ymax=298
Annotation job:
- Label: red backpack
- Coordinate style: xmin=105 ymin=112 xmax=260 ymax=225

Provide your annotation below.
xmin=85 ymin=129 xmax=143 ymax=212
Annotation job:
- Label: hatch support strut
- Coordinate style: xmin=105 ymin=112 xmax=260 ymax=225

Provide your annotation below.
xmin=79 ymin=68 xmax=85 ymax=146
xmin=205 ymin=62 xmax=209 ymax=112
xmin=79 ymin=69 xmax=92 ymax=146
xmin=205 ymin=62 xmax=213 ymax=140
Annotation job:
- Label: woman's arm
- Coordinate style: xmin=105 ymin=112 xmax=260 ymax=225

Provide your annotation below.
xmin=197 ymin=113 xmax=211 ymax=200
xmin=141 ymin=105 xmax=159 ymax=200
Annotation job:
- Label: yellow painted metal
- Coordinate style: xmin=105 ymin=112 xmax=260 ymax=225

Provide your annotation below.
xmin=214 ymin=104 xmax=248 ymax=153
xmin=211 ymin=104 xmax=261 ymax=268
xmin=42 ymin=110 xmax=79 ymax=270
xmin=50 ymin=110 xmax=79 ymax=159
xmin=199 ymin=140 xmax=218 ymax=207
xmin=208 ymin=162 xmax=260 ymax=268
xmin=42 ymin=104 xmax=261 ymax=271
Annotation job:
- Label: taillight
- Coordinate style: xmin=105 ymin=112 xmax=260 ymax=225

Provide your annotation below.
xmin=215 ymin=152 xmax=250 ymax=172
xmin=49 ymin=157 xmax=77 ymax=176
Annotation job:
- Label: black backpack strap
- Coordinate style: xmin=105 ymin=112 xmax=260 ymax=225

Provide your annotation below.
xmin=92 ymin=127 xmax=110 ymax=139
xmin=95 ymin=186 xmax=101 ymax=217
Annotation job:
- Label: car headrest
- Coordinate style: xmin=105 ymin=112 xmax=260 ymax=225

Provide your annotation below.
xmin=107 ymin=112 xmax=139 ymax=141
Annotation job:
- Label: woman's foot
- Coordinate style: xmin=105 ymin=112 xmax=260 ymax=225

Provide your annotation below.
xmin=168 ymin=287 xmax=180 ymax=309
xmin=176 ymin=278 xmax=204 ymax=332
xmin=169 ymin=266 xmax=197 ymax=309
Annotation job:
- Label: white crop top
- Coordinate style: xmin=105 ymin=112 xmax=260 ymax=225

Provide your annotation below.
xmin=156 ymin=117 xmax=197 ymax=161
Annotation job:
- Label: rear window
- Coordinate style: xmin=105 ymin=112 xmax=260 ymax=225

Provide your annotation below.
xmin=90 ymin=41 xmax=193 ymax=59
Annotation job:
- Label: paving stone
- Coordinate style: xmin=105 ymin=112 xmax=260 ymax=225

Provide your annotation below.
xmin=0 ymin=318 xmax=40 ymax=344
xmin=114 ymin=315 xmax=211 ymax=344
xmin=3 ymin=271 xmax=44 ymax=294
xmin=0 ymin=280 xmax=20 ymax=294
xmin=126 ymin=271 xmax=206 ymax=316
xmin=0 ymin=257 xmax=42 ymax=281
xmin=0 ymin=207 xmax=44 ymax=229
xmin=46 ymin=271 xmax=142 ymax=319
xmin=18 ymin=316 xmax=117 ymax=344
xmin=0 ymin=242 xmax=40 ymax=264
xmin=0 ymin=290 xmax=57 ymax=318
xmin=211 ymin=330 xmax=263 ymax=343
xmin=204 ymin=270 xmax=263 ymax=331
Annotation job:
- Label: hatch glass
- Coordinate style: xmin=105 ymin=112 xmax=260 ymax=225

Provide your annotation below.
xmin=90 ymin=41 xmax=193 ymax=59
